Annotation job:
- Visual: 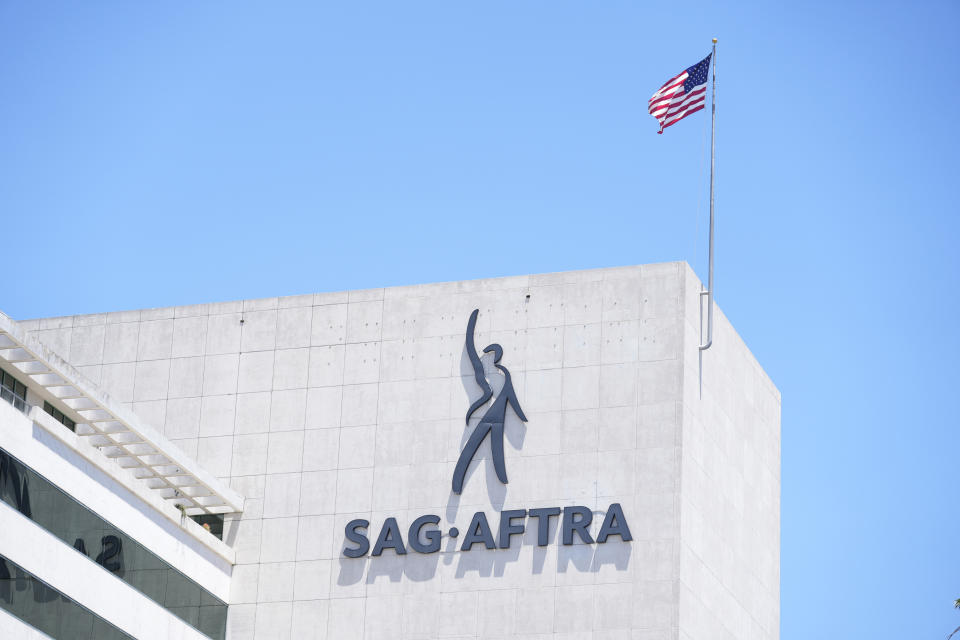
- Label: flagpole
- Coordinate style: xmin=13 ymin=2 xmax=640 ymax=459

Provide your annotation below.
xmin=699 ymin=38 xmax=717 ymax=352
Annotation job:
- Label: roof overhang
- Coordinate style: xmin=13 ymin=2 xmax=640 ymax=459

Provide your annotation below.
xmin=0 ymin=311 xmax=243 ymax=516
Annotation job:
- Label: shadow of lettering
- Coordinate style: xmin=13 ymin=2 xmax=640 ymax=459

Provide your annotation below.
xmin=336 ymin=556 xmax=366 ymax=587
xmin=365 ymin=553 xmax=403 ymax=584
xmin=557 ymin=544 xmax=595 ymax=573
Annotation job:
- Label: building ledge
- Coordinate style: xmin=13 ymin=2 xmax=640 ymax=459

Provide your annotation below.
xmin=0 ymin=311 xmax=243 ymax=518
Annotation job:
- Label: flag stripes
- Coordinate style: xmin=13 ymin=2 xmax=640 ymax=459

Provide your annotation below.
xmin=648 ymin=53 xmax=711 ymax=134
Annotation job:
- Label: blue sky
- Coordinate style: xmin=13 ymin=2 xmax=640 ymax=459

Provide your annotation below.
xmin=1 ymin=1 xmax=958 ymax=637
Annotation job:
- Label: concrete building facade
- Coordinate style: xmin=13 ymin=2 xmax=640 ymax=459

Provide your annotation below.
xmin=0 ymin=262 xmax=780 ymax=639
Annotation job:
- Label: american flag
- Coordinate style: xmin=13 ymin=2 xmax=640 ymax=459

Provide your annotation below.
xmin=648 ymin=53 xmax=712 ymax=134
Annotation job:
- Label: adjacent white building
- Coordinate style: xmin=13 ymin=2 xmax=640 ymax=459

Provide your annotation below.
xmin=0 ymin=262 xmax=780 ymax=639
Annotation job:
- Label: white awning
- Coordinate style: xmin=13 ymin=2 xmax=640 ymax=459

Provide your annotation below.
xmin=0 ymin=311 xmax=243 ymax=516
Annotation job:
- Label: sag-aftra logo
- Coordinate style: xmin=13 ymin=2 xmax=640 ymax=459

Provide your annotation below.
xmin=342 ymin=309 xmax=632 ymax=558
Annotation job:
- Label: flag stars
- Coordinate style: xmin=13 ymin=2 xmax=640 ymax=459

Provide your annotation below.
xmin=649 ymin=52 xmax=712 ymax=133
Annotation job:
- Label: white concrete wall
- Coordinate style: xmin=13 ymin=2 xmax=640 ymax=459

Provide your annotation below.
xmin=677 ymin=268 xmax=781 ymax=640
xmin=23 ymin=262 xmax=780 ymax=640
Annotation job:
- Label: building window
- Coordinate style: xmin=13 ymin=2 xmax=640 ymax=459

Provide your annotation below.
xmin=0 ymin=367 xmax=27 ymax=414
xmin=0 ymin=553 xmax=134 ymax=640
xmin=43 ymin=401 xmax=76 ymax=432
xmin=190 ymin=514 xmax=224 ymax=541
xmin=0 ymin=448 xmax=227 ymax=640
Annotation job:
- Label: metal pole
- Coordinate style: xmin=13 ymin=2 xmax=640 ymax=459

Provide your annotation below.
xmin=699 ymin=38 xmax=717 ymax=352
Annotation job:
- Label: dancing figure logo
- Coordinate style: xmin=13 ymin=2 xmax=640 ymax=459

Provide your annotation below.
xmin=340 ymin=307 xmax=634 ymax=558
xmin=452 ymin=309 xmax=527 ymax=495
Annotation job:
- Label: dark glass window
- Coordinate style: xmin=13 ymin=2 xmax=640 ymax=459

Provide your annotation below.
xmin=42 ymin=401 xmax=76 ymax=432
xmin=0 ymin=366 xmax=28 ymax=413
xmin=0 ymin=448 xmax=227 ymax=640
xmin=0 ymin=553 xmax=134 ymax=640
xmin=190 ymin=514 xmax=224 ymax=541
